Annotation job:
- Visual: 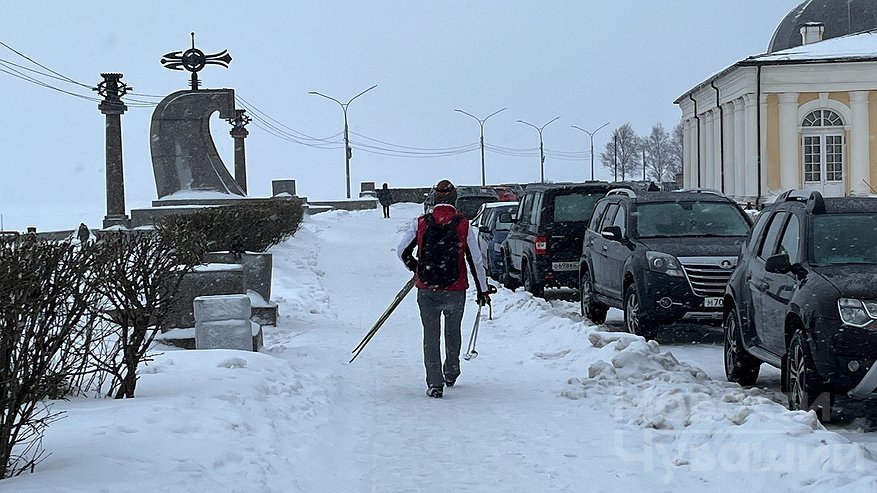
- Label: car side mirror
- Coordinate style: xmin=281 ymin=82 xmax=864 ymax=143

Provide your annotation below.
xmin=601 ymin=225 xmax=623 ymax=242
xmin=498 ymin=212 xmax=516 ymax=223
xmin=764 ymin=253 xmax=792 ymax=274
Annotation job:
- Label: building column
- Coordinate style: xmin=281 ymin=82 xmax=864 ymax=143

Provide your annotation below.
xmin=682 ymin=119 xmax=692 ymax=188
xmin=733 ymin=98 xmax=746 ymax=202
xmin=714 ymin=107 xmax=724 ymax=192
xmin=744 ymin=94 xmax=759 ymax=202
xmin=849 ymin=91 xmax=871 ymax=195
xmin=723 ymin=102 xmax=736 ymax=197
xmin=704 ymin=110 xmax=715 ymax=190
xmin=778 ymin=92 xmax=800 ymax=193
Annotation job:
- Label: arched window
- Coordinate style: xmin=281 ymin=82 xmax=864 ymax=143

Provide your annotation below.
xmin=801 ymin=109 xmax=845 ymax=195
xmin=802 ymin=109 xmax=844 ymax=127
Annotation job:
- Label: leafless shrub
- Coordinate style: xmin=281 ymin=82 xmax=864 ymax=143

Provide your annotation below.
xmin=89 ymin=229 xmax=206 ymax=399
xmin=0 ymin=238 xmax=103 ymax=478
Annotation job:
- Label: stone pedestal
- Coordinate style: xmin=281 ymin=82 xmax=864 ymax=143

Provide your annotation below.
xmin=194 ymin=294 xmax=263 ymax=351
xmin=272 ymin=179 xmax=296 ymax=196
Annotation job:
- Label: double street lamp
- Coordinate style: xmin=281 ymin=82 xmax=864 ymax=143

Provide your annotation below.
xmin=455 ymin=107 xmax=506 ymax=186
xmin=517 ymin=116 xmax=560 ymax=183
xmin=571 ymin=122 xmax=610 ymax=181
xmin=309 ymin=84 xmax=378 ymax=199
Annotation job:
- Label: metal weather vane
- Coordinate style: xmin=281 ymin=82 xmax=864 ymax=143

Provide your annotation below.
xmin=161 ymin=32 xmax=232 ymax=90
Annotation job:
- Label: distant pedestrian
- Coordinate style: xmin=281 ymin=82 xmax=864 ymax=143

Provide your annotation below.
xmin=377 ymin=183 xmax=392 ymax=218
xmin=398 ymin=179 xmax=491 ymax=398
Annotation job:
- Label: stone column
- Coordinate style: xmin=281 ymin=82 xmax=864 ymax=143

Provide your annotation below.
xmin=228 ymin=109 xmax=251 ymax=195
xmin=778 ymin=93 xmax=800 ymax=193
xmin=682 ymin=119 xmax=690 ymax=188
xmin=733 ymin=98 xmax=746 ymax=202
xmin=97 ymin=73 xmax=130 ymax=229
xmin=744 ymin=94 xmax=759 ymax=202
xmin=723 ymin=102 xmax=736 ymax=197
xmin=849 ymin=91 xmax=871 ymax=195
xmin=713 ymin=108 xmax=723 ymax=192
xmin=700 ymin=110 xmax=716 ymax=188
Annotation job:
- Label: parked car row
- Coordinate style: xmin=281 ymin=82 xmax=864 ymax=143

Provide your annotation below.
xmin=470 ymin=184 xmax=877 ymax=419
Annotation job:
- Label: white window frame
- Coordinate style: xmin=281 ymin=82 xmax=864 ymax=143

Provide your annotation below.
xmin=800 ymin=109 xmax=845 ymax=188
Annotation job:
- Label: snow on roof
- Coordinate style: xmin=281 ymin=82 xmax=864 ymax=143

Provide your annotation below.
xmin=746 ymin=29 xmax=877 ymax=63
xmin=676 ymin=29 xmax=877 ymax=104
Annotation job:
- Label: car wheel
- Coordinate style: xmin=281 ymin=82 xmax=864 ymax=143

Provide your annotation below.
xmin=579 ymin=269 xmax=607 ymax=324
xmin=522 ymin=261 xmax=544 ymax=298
xmin=723 ymin=306 xmax=760 ymax=385
xmin=787 ymin=329 xmax=832 ymax=420
xmin=502 ymin=252 xmax=520 ymax=290
xmin=624 ymin=284 xmax=656 ymax=340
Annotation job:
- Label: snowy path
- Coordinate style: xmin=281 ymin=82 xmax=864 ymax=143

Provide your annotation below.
xmin=3 ymin=203 xmax=877 ymax=492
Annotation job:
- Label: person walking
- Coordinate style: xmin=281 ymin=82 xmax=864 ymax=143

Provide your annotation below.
xmin=398 ymin=179 xmax=491 ymax=398
xmin=377 ymin=182 xmax=392 ymax=218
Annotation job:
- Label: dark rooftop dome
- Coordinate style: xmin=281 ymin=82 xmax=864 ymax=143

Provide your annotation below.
xmin=768 ymin=0 xmax=877 ymax=53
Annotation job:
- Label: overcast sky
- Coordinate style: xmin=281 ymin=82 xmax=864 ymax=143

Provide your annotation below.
xmin=0 ymin=0 xmax=803 ymax=232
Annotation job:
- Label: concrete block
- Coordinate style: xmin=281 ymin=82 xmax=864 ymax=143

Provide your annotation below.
xmin=195 ymin=319 xmax=253 ymax=351
xmin=194 ymin=294 xmax=251 ymax=322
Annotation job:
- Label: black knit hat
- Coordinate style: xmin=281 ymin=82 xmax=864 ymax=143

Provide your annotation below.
xmin=433 ymin=179 xmax=457 ymax=205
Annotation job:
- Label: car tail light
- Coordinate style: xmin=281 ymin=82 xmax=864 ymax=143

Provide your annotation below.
xmin=535 ymin=236 xmax=547 ymax=255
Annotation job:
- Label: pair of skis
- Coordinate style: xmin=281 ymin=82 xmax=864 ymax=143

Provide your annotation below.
xmin=349 ymin=278 xmax=490 ymax=363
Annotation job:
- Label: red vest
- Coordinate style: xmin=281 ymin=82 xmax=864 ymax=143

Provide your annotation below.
xmin=415 ymin=206 xmax=470 ymax=291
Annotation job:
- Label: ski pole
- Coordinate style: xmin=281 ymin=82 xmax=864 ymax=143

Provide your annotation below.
xmin=463 ymin=304 xmax=483 ymax=361
xmin=350 ymin=276 xmax=415 ymax=363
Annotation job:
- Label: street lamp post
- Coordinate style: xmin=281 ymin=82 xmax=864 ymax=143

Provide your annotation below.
xmin=517 ymin=116 xmax=560 ymax=183
xmin=309 ymin=84 xmax=378 ymax=199
xmin=455 ymin=107 xmax=506 ymax=186
xmin=571 ymin=121 xmax=610 ymax=181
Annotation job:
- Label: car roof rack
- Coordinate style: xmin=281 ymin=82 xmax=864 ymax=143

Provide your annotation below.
xmin=672 ymin=188 xmax=723 ymax=196
xmin=606 ymin=188 xmax=636 ymax=198
xmin=777 ymin=189 xmax=825 ymax=213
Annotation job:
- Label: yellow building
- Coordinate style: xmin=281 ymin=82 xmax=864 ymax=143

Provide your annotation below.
xmin=675 ymin=0 xmax=877 ymax=204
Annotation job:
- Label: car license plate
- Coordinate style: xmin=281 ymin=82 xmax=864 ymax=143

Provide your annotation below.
xmin=552 ymin=262 xmax=578 ymax=271
xmin=704 ymin=297 xmax=723 ymax=308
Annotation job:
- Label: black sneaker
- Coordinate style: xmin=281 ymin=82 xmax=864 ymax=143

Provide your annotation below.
xmin=426 ymin=386 xmax=443 ymax=398
xmin=445 ymin=378 xmax=457 ymax=387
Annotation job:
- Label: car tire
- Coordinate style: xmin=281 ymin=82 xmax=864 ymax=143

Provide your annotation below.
xmin=786 ymin=329 xmax=832 ymax=420
xmin=723 ymin=306 xmax=760 ymax=385
xmin=502 ymin=252 xmax=520 ymax=290
xmin=522 ymin=261 xmax=544 ymax=298
xmin=623 ymin=284 xmax=656 ymax=340
xmin=579 ymin=269 xmax=607 ymax=324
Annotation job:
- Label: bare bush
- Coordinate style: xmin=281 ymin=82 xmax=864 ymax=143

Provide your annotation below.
xmin=89 ymin=230 xmax=206 ymax=399
xmin=0 ymin=237 xmax=103 ymax=478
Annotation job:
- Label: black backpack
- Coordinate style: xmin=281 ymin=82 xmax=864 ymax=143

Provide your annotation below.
xmin=418 ymin=214 xmax=463 ymax=288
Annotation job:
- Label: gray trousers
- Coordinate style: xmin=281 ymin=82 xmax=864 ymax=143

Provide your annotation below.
xmin=416 ymin=288 xmax=466 ymax=388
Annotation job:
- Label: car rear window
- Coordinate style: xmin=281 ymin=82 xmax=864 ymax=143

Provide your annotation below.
xmin=457 ymin=197 xmax=497 ymax=219
xmin=811 ymin=214 xmax=877 ymax=265
xmin=552 ymin=193 xmax=600 ymax=222
xmin=634 ymin=201 xmax=750 ymax=238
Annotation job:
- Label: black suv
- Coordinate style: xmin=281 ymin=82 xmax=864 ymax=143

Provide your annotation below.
xmin=723 ymin=190 xmax=877 ymax=417
xmin=580 ymin=189 xmax=752 ymax=339
xmin=500 ymin=182 xmax=617 ymax=296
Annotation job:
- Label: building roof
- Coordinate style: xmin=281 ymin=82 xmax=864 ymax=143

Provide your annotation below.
xmin=675 ymin=29 xmax=877 ymax=104
xmin=768 ymin=0 xmax=877 ymax=53
xmin=748 ymin=29 xmax=877 ymax=64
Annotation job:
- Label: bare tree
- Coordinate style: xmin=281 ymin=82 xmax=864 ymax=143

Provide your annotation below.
xmin=0 ymin=237 xmax=103 ymax=478
xmin=600 ymin=123 xmax=640 ymax=181
xmin=641 ymin=122 xmax=674 ymax=182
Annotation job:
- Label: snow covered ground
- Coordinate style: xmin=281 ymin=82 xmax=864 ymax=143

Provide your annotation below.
xmin=2 ymin=202 xmax=877 ymax=492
